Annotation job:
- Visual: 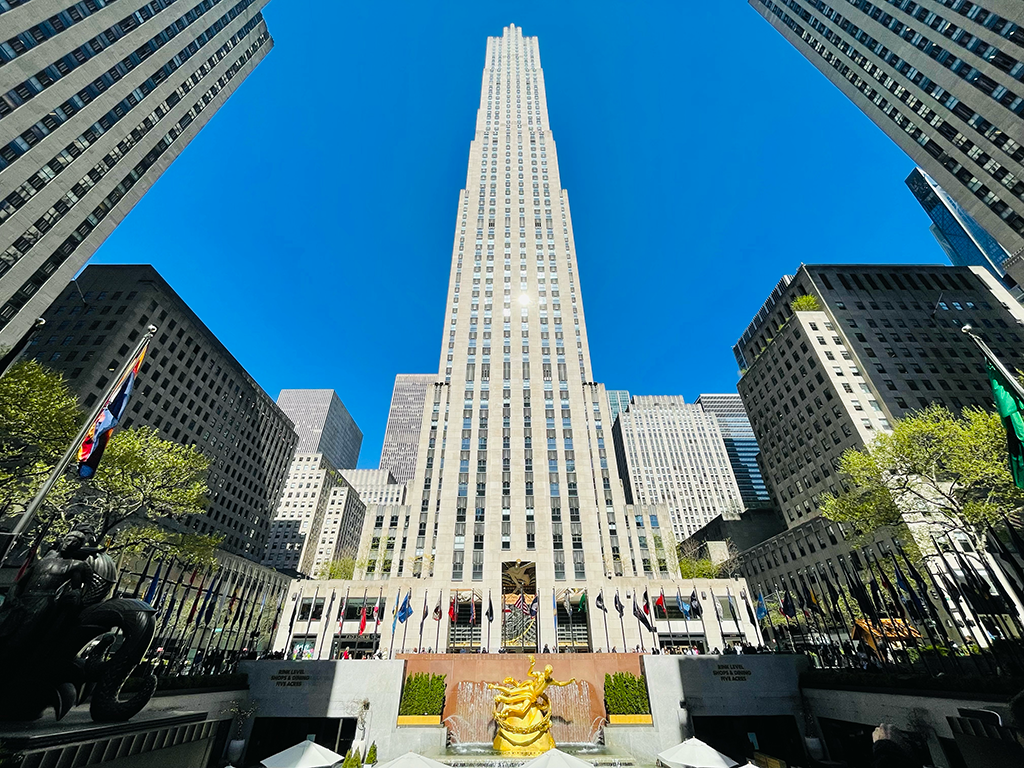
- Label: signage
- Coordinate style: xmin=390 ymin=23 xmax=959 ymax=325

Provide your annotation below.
xmin=270 ymin=668 xmax=310 ymax=688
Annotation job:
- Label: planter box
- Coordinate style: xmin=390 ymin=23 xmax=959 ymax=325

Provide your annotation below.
xmin=606 ymin=714 xmax=653 ymax=725
xmin=397 ymin=715 xmax=442 ymax=726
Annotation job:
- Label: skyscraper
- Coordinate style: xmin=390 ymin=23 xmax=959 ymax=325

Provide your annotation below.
xmin=33 ymin=264 xmax=297 ymax=560
xmin=277 ymin=389 xmax=362 ymax=471
xmin=271 ymin=26 xmax=762 ymax=658
xmin=906 ymin=168 xmax=1017 ymax=293
xmin=695 ymin=393 xmax=771 ymax=510
xmin=379 ymin=373 xmax=435 ymax=485
xmin=0 ymin=0 xmax=275 ymax=344
xmin=606 ymin=389 xmax=630 ymax=422
xmin=748 ymin=0 xmax=1024 ymax=274
xmin=612 ymin=396 xmax=744 ymax=540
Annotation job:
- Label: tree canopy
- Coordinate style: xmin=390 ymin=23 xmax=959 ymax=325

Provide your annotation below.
xmin=821 ymin=404 xmax=1024 ymax=548
xmin=790 ymin=294 xmax=821 ymax=312
xmin=0 ymin=361 xmax=220 ymax=566
xmin=315 ymin=555 xmax=358 ymax=580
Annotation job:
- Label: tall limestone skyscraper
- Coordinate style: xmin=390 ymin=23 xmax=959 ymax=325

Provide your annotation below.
xmin=275 ymin=26 xmax=761 ymax=657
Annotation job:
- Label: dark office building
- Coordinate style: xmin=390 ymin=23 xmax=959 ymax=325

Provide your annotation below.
xmin=0 ymin=0 xmax=274 ymax=345
xmin=33 ymin=264 xmax=296 ymax=560
xmin=749 ymin=0 xmax=1024 ymax=276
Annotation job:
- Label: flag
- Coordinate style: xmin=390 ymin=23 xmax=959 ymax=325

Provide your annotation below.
xmin=486 ymin=594 xmax=494 ymax=623
xmin=780 ymin=590 xmax=797 ymax=619
xmin=743 ymin=592 xmax=756 ymax=625
xmin=676 ymin=588 xmax=687 ymax=617
xmin=823 ymin=572 xmax=841 ymax=613
xmin=726 ymin=589 xmax=739 ymax=622
xmin=449 ymin=595 xmax=457 ymax=623
xmin=988 ymin=525 xmax=1024 ymax=601
xmin=337 ymin=592 xmax=349 ymax=631
xmin=710 ymin=588 xmax=722 ymax=621
xmin=323 ymin=590 xmax=337 ymax=634
xmin=892 ymin=555 xmax=926 ymax=621
xmin=563 ymin=590 xmax=573 ymax=616
xmin=397 ymin=590 xmax=413 ymax=626
xmin=756 ymin=592 xmax=768 ymax=621
xmin=187 ymin=571 xmax=209 ymax=624
xmin=196 ymin=574 xmax=219 ymax=627
xmin=876 ymin=563 xmax=906 ymax=619
xmin=595 ymin=590 xmax=607 ymax=613
xmin=469 ymin=594 xmax=476 ymax=625
xmin=578 ymin=591 xmax=586 ymax=613
xmin=801 ymin=582 xmax=821 ymax=615
xmin=552 ymin=590 xmax=558 ymax=635
xmin=986 ymin=358 xmax=1024 ymax=489
xmin=433 ymin=594 xmax=443 ymax=620
xmin=142 ymin=561 xmax=163 ymax=606
xmin=689 ymin=588 xmax=703 ymax=618
xmin=632 ymin=594 xmax=654 ymax=632
xmin=655 ymin=589 xmax=666 ymax=616
xmin=614 ymin=591 xmax=625 ymax=617
xmin=77 ymin=340 xmax=149 ymax=477
xmin=642 ymin=589 xmax=651 ymax=617
xmin=285 ymin=591 xmax=298 ymax=636
xmin=358 ymin=604 xmax=367 ymax=635
xmin=373 ymin=593 xmax=382 ymax=626
xmin=529 ymin=594 xmax=539 ymax=618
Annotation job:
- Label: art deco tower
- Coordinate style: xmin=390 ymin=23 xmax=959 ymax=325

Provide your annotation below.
xmin=397 ymin=24 xmax=672 ymax=598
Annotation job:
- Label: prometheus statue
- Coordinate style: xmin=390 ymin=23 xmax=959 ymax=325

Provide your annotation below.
xmin=488 ymin=655 xmax=576 ymax=754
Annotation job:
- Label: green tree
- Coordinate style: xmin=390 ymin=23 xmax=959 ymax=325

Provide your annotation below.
xmin=315 ymin=555 xmax=357 ymax=580
xmin=821 ymin=404 xmax=1024 ymax=549
xmin=366 ymin=743 xmax=377 ymax=764
xmin=38 ymin=426 xmax=219 ymax=566
xmin=0 ymin=360 xmax=81 ymax=507
xmin=790 ymin=294 xmax=821 ymax=312
xmin=677 ymin=556 xmax=722 ymax=579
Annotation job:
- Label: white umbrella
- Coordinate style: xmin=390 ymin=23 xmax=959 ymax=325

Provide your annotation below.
xmin=524 ymin=749 xmax=595 ymax=768
xmin=261 ymin=740 xmax=344 ymax=768
xmin=375 ymin=752 xmax=452 ymax=768
xmin=657 ymin=737 xmax=739 ymax=768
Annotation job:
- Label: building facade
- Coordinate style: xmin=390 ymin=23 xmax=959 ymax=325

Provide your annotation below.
xmin=606 ymin=389 xmax=630 ymax=422
xmin=612 ymin=396 xmax=745 ymax=541
xmin=0 ymin=0 xmax=274 ymax=344
xmin=378 ymin=373 xmax=434 ymax=485
xmin=695 ymin=393 xmax=772 ymax=511
xmin=341 ymin=469 xmax=406 ymax=506
xmin=748 ymin=0 xmax=1024 ymax=274
xmin=277 ymin=389 xmax=362 ymax=471
xmin=268 ymin=26 xmax=758 ymax=657
xmin=732 ymin=263 xmax=1024 ymax=608
xmin=906 ymin=167 xmax=1016 ymax=291
xmin=33 ymin=264 xmax=296 ymax=560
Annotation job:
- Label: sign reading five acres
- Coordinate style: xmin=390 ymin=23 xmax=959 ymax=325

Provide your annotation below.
xmin=270 ymin=668 xmax=310 ymax=688
xmin=711 ymin=663 xmax=752 ymax=683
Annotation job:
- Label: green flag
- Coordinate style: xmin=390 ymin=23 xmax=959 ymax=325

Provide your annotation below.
xmin=987 ymin=360 xmax=1024 ymax=489
xmin=578 ymin=592 xmax=586 ymax=612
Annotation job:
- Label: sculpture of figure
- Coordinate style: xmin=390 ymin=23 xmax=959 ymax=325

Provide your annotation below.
xmin=488 ymin=655 xmax=576 ymax=753
xmin=0 ymin=524 xmax=157 ymax=722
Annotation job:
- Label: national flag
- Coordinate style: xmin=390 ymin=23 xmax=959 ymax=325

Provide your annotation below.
xmin=726 ymin=589 xmax=739 ymax=622
xmin=433 ymin=594 xmax=443 ymax=620
xmin=449 ymin=595 xmax=457 ymax=623
xmin=337 ymin=592 xmax=348 ymax=631
xmin=802 ymin=582 xmax=822 ymax=615
xmin=985 ymin=356 xmax=1024 ymax=489
xmin=323 ymin=590 xmax=337 ymax=634
xmin=632 ymin=594 xmax=654 ymax=632
xmin=642 ymin=589 xmax=651 ymax=617
xmin=77 ymin=340 xmax=150 ymax=478
xmin=196 ymin=573 xmax=219 ymax=627
xmin=285 ymin=591 xmax=298 ymax=636
xmin=142 ymin=561 xmax=163 ymax=606
xmin=469 ymin=594 xmax=476 ymax=625
xmin=398 ymin=590 xmax=413 ymax=623
xmin=552 ymin=591 xmax=558 ymax=635
xmin=486 ymin=594 xmax=494 ymax=623
xmin=577 ymin=591 xmax=586 ymax=613
xmin=710 ymin=587 xmax=722 ymax=621
xmin=563 ymin=590 xmax=573 ymax=616
xmin=528 ymin=594 xmax=539 ymax=618
xmin=780 ymin=590 xmax=797 ymax=619
xmin=655 ymin=589 xmax=666 ymax=616
xmin=676 ymin=588 xmax=687 ymax=617
xmin=823 ymin=572 xmax=841 ymax=612
xmin=595 ymin=590 xmax=607 ymax=613
xmin=742 ymin=592 xmax=756 ymax=625
xmin=876 ymin=564 xmax=906 ymax=619
xmin=689 ymin=588 xmax=703 ymax=618
xmin=756 ymin=592 xmax=768 ymax=621
xmin=358 ymin=604 xmax=367 ymax=635
xmin=891 ymin=555 xmax=926 ymax=621
xmin=187 ymin=571 xmax=209 ymax=624
xmin=614 ymin=591 xmax=625 ymax=617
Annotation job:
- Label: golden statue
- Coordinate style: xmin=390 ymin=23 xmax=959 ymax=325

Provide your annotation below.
xmin=487 ymin=655 xmax=576 ymax=754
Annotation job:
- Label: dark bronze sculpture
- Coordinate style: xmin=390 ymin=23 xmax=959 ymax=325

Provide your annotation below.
xmin=0 ymin=524 xmax=157 ymax=722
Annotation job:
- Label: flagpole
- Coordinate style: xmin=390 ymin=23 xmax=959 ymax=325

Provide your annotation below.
xmin=0 ymin=325 xmax=157 ymax=564
xmin=487 ymin=589 xmax=492 ymax=652
xmin=678 ymin=588 xmax=693 ymax=651
xmin=419 ymin=590 xmax=428 ymax=652
xmin=760 ymin=589 xmax=777 ymax=649
xmin=633 ymin=593 xmax=645 ymax=653
xmin=566 ymin=589 xmax=573 ymax=653
xmin=600 ymin=592 xmax=610 ymax=652
xmin=401 ymin=590 xmax=411 ymax=653
xmin=616 ymin=591 xmax=626 ymax=651
xmin=318 ymin=590 xmax=336 ymax=660
xmin=435 ymin=591 xmax=442 ymax=653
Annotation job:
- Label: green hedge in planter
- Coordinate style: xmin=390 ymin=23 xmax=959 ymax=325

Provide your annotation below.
xmin=604 ymin=671 xmax=650 ymax=715
xmin=398 ymin=672 xmax=446 ymax=716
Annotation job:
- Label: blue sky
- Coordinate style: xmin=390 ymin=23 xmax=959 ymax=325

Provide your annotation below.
xmin=91 ymin=1 xmax=945 ymax=468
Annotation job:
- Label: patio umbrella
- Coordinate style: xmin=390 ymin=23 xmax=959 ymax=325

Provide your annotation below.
xmin=657 ymin=737 xmax=739 ymax=768
xmin=524 ymin=749 xmax=595 ymax=768
xmin=261 ymin=740 xmax=344 ymax=768
xmin=376 ymin=752 xmax=452 ymax=768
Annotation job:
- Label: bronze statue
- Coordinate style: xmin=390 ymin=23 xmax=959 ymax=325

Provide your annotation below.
xmin=488 ymin=655 xmax=576 ymax=753
xmin=0 ymin=524 xmax=157 ymax=722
